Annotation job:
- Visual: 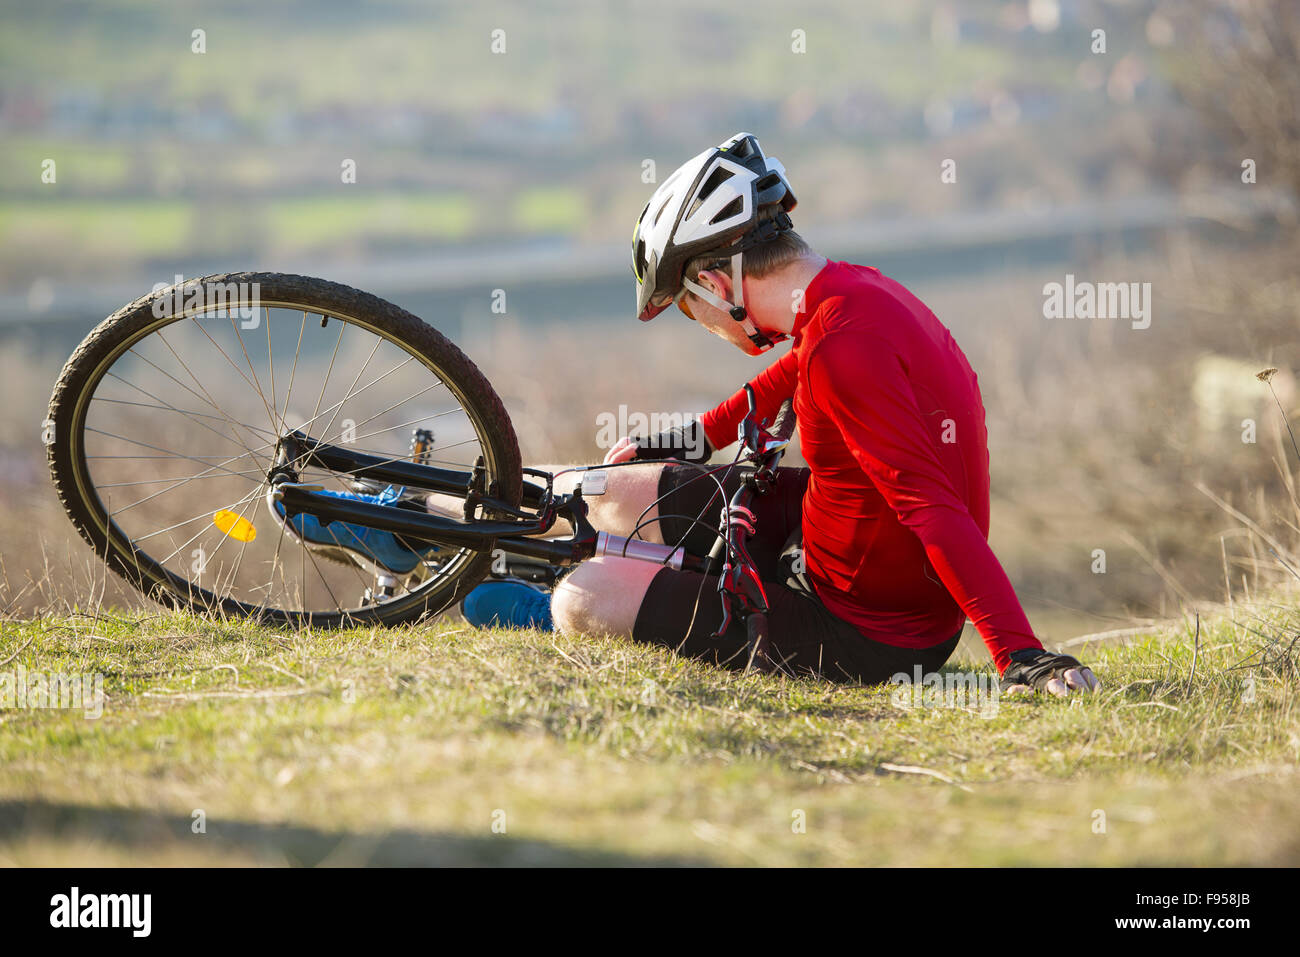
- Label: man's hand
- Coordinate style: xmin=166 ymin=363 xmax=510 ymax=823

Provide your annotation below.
xmin=603 ymin=437 xmax=638 ymax=465
xmin=1001 ymin=648 xmax=1101 ymax=698
xmin=602 ymin=421 xmax=714 ymax=467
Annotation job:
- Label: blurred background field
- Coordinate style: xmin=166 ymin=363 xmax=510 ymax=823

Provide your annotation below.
xmin=2 ymin=0 xmax=1300 ymax=648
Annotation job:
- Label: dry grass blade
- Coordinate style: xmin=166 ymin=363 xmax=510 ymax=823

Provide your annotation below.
xmin=0 ymin=636 xmax=34 ymax=669
xmin=1195 ymin=481 xmax=1295 ymax=565
xmin=878 ymin=762 xmax=973 ymax=792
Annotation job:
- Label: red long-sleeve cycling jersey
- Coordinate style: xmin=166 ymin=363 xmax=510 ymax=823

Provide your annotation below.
xmin=698 ymin=260 xmax=1041 ymax=673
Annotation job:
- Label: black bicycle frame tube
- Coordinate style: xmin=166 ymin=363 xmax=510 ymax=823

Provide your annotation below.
xmin=274 ymin=434 xmax=730 ymax=573
xmin=274 ymin=483 xmax=551 ymax=547
xmin=295 ymin=435 xmax=549 ymax=507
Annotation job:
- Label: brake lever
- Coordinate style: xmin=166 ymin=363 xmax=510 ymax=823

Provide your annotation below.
xmin=709 ymin=527 xmax=770 ymax=640
xmin=738 ymin=384 xmax=790 ymax=463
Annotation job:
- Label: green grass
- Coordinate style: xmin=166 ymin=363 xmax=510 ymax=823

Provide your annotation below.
xmin=513 ymin=186 xmax=585 ymax=235
xmin=0 ymin=192 xmax=481 ymax=265
xmin=0 ymin=603 xmax=1297 ymax=866
xmin=0 ymin=140 xmax=132 ymax=191
xmin=0 ymin=187 xmax=591 ymax=266
xmin=0 ymin=199 xmax=193 ymax=261
xmin=0 ymin=1 xmax=1043 ymax=117
xmin=263 ymin=192 xmax=478 ymax=248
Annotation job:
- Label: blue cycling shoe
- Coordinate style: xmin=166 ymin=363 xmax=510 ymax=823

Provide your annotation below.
xmin=461 ymin=580 xmax=554 ymax=630
xmin=271 ymin=484 xmax=442 ymax=576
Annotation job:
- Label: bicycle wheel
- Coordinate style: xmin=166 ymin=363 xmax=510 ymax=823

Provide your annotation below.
xmin=46 ymin=272 xmax=522 ymax=627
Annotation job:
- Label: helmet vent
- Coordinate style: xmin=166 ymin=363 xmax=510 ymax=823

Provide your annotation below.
xmin=652 ymin=195 xmax=672 ymax=227
xmin=730 ymin=137 xmax=756 ymax=159
xmin=698 ymin=165 xmax=734 ymax=199
xmin=710 ymin=197 xmax=743 ymax=224
xmin=687 ymin=166 xmax=735 ymax=219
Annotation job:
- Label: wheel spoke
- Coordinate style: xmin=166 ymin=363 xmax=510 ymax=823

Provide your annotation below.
xmin=148 ymin=331 xmax=269 ymax=454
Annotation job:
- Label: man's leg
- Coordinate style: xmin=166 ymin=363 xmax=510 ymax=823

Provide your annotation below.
xmin=461 ymin=460 xmax=804 ymax=648
xmin=532 ymin=462 xmax=671 ymax=543
xmin=452 ymin=460 xmax=685 ymax=629
xmin=554 ymin=558 xmax=963 ymax=683
xmin=531 ymin=460 xmax=725 ymax=635
xmin=552 ymin=464 xmax=807 ymax=665
xmin=428 ymin=461 xmax=671 ymax=543
xmin=551 ymin=556 xmax=665 ymax=637
xmin=550 ymin=463 xmax=965 ymax=683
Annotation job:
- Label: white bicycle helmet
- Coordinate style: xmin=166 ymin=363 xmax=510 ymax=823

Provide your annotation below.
xmin=632 ymin=132 xmax=797 ymax=350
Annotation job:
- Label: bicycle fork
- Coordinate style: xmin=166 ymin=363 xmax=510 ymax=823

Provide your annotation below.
xmin=711 ymin=499 xmax=776 ymax=675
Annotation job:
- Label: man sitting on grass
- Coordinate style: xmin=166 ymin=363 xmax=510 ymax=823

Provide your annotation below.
xmin=461 ymin=132 xmax=1100 ymax=698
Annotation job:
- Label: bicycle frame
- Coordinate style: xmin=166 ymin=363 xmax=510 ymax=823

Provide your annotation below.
xmin=269 ymin=390 xmax=791 ymax=672
xmin=267 ymin=430 xmax=718 ymax=574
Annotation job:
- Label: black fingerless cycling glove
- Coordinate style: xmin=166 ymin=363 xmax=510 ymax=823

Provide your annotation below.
xmin=633 ymin=420 xmax=714 ymax=465
xmin=1000 ymin=647 xmax=1086 ymax=692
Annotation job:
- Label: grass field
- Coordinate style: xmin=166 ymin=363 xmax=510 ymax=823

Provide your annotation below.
xmin=1 ymin=597 xmax=1297 ymax=866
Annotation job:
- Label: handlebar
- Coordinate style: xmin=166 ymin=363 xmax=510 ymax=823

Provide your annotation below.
xmin=770 ymin=398 xmax=796 ymax=443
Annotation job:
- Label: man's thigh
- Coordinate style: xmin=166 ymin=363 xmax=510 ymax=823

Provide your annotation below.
xmin=655 ymin=464 xmax=810 ymax=570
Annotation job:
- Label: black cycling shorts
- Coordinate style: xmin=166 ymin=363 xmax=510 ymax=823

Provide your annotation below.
xmin=630 ymin=463 xmax=962 ymax=684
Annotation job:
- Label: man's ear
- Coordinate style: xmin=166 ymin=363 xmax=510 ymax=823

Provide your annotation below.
xmin=698 ymin=267 xmax=731 ymax=301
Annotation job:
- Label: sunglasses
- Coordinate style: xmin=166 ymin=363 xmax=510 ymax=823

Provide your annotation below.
xmin=673 ymin=287 xmax=696 ymax=321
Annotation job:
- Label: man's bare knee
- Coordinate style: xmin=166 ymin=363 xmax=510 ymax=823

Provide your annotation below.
xmin=552 ymin=557 xmax=662 ymax=637
xmin=525 ymin=462 xmax=669 ymax=543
